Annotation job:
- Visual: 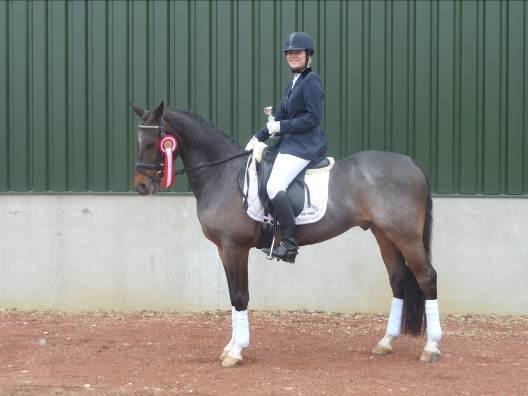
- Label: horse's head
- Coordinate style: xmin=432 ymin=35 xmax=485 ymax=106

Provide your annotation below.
xmin=130 ymin=101 xmax=174 ymax=195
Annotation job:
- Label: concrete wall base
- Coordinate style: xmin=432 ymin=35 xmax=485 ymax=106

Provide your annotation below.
xmin=1 ymin=195 xmax=526 ymax=314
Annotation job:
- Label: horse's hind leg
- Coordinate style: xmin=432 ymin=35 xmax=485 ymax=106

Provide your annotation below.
xmin=217 ymin=244 xmax=250 ymax=368
xmin=399 ymin=240 xmax=442 ymax=363
xmin=371 ymin=227 xmax=408 ymax=355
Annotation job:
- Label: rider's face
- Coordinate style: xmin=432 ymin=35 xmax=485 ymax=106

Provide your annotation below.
xmin=286 ymin=50 xmax=307 ymax=70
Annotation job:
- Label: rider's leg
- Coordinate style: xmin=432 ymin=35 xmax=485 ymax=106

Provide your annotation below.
xmin=266 ymin=153 xmax=310 ymax=262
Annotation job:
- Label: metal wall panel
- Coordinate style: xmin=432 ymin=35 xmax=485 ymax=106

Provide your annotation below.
xmin=0 ymin=0 xmax=526 ymax=194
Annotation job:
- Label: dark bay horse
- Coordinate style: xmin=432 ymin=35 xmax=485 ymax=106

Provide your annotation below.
xmin=131 ymin=102 xmax=442 ymax=367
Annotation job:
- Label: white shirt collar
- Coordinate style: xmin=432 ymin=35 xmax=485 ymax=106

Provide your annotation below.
xmin=291 ymin=73 xmax=301 ymax=89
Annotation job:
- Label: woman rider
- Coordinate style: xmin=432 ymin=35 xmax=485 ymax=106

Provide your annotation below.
xmin=245 ymin=32 xmax=328 ymax=263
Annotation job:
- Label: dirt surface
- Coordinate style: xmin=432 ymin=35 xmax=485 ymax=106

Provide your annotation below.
xmin=1 ymin=310 xmax=527 ymax=395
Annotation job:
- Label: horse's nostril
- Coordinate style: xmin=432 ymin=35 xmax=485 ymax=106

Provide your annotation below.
xmin=136 ymin=183 xmax=148 ymax=195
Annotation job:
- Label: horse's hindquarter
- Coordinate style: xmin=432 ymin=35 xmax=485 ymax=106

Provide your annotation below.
xmin=297 ymin=151 xmax=428 ymax=246
xmin=349 ymin=151 xmax=428 ymax=227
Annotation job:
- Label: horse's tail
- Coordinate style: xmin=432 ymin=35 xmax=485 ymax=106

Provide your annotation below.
xmin=423 ymin=174 xmax=433 ymax=262
xmin=401 ymin=171 xmax=432 ymax=336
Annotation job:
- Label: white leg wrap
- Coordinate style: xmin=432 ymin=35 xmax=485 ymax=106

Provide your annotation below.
xmin=386 ymin=297 xmax=404 ymax=337
xmin=227 ymin=310 xmax=249 ymax=360
xmin=234 ymin=310 xmax=249 ymax=348
xmin=425 ymin=299 xmax=442 ymax=343
xmin=223 ymin=307 xmax=236 ymax=352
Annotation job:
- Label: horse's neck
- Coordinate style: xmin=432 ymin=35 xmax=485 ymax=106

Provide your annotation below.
xmin=177 ymin=117 xmax=242 ymax=200
xmin=180 ymin=147 xmax=242 ymax=203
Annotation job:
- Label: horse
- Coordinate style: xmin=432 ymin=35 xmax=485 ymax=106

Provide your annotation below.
xmin=130 ymin=102 xmax=442 ymax=367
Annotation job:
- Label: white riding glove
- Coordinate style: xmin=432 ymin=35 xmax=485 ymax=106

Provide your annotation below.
xmin=266 ymin=121 xmax=281 ymax=134
xmin=245 ymin=136 xmax=259 ymax=151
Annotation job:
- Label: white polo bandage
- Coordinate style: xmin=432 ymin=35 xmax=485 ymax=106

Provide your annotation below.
xmin=386 ymin=297 xmax=404 ymax=337
xmin=235 ymin=309 xmax=249 ymax=348
xmin=425 ymin=299 xmax=442 ymax=342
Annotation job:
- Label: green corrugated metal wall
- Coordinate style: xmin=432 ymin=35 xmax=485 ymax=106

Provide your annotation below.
xmin=0 ymin=0 xmax=527 ymax=194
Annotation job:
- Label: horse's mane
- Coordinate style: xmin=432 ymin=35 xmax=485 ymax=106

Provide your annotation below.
xmin=168 ymin=108 xmax=241 ymax=147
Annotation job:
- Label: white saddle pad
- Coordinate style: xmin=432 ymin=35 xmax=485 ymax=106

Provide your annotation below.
xmin=242 ymin=154 xmax=334 ymax=225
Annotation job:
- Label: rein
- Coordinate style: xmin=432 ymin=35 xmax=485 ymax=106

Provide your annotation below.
xmin=174 ymin=151 xmax=251 ymax=176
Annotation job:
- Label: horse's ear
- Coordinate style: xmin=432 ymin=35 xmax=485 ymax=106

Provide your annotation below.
xmin=153 ymin=101 xmax=164 ymax=121
xmin=129 ymin=102 xmax=145 ymax=118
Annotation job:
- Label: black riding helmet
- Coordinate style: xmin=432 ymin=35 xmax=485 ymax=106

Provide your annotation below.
xmin=282 ymin=32 xmax=315 ymax=55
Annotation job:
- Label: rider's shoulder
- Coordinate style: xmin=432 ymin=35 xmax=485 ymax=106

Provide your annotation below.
xmin=303 ymin=70 xmax=323 ymax=87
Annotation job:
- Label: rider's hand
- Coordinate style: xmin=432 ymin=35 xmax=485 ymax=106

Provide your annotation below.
xmin=245 ymin=136 xmax=259 ymax=151
xmin=266 ymin=121 xmax=280 ymax=134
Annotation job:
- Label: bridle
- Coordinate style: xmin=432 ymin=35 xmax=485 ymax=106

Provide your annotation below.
xmin=134 ymin=123 xmax=168 ymax=184
xmin=134 ymin=119 xmax=251 ymax=187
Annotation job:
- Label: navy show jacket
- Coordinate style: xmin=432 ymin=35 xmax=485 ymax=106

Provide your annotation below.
xmin=254 ymin=67 xmax=328 ymax=161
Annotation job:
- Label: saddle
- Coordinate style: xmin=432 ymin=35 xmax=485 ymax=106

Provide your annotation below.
xmin=254 ymin=143 xmax=330 ymax=218
xmin=238 ymin=141 xmax=331 ymax=249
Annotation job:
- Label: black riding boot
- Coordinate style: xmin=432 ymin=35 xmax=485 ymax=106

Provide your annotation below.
xmin=271 ymin=191 xmax=298 ymax=263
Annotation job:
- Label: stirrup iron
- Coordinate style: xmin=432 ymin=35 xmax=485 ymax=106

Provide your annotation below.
xmin=266 ymin=235 xmax=276 ymax=260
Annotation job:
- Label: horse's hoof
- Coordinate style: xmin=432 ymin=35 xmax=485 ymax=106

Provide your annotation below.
xmin=420 ymin=350 xmax=441 ymax=363
xmin=372 ymin=344 xmax=392 ymax=356
xmin=221 ymin=355 xmax=243 ymax=368
xmin=219 ymin=349 xmax=229 ymax=361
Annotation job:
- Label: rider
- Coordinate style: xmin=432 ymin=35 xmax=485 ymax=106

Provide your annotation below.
xmin=245 ymin=32 xmax=328 ymax=262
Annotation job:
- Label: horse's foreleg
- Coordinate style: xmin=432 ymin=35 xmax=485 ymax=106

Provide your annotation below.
xmin=371 ymin=227 xmax=406 ymax=355
xmin=218 ymin=245 xmax=250 ymax=368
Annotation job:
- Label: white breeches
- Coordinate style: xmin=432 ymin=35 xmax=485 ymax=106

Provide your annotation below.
xmin=266 ymin=153 xmax=310 ymax=199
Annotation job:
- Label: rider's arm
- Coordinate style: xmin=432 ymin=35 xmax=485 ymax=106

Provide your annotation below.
xmin=279 ymin=76 xmax=323 ymax=134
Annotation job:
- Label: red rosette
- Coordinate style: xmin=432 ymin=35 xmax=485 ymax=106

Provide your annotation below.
xmin=159 ymin=135 xmax=178 ymax=189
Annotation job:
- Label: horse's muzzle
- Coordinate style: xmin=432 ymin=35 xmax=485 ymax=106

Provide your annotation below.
xmin=134 ymin=170 xmax=161 ymax=196
xmin=136 ymin=182 xmax=150 ymax=196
